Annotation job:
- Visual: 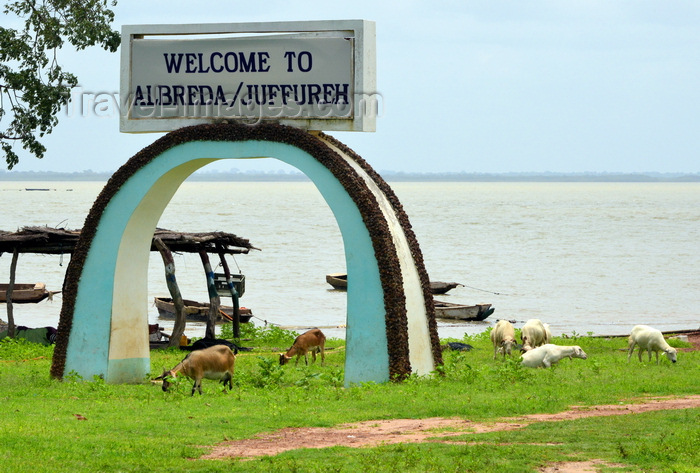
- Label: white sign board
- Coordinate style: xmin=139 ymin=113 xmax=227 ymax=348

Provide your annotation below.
xmin=120 ymin=20 xmax=376 ymax=133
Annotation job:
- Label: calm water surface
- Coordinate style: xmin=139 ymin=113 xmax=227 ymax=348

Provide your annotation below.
xmin=1 ymin=180 xmax=698 ymax=340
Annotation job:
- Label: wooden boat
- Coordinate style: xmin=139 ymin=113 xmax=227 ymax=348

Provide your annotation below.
xmin=154 ymin=297 xmax=252 ymax=323
xmin=434 ymin=300 xmax=494 ymax=321
xmin=429 ymin=281 xmax=463 ymax=295
xmin=326 ymin=273 xmax=348 ymax=290
xmin=326 ymin=273 xmax=463 ymax=295
xmin=0 ymin=283 xmax=57 ymax=304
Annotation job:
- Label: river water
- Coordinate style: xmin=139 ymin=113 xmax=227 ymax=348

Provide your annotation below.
xmin=1 ymin=180 xmax=698 ymax=340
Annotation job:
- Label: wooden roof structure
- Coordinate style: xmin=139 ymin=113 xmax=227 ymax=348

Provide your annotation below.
xmin=0 ymin=226 xmax=258 ymax=256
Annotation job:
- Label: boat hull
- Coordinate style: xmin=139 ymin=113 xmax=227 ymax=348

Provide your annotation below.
xmin=0 ymin=283 xmax=53 ymax=304
xmin=326 ymin=273 xmax=348 ymax=290
xmin=326 ymin=273 xmax=463 ymax=295
xmin=154 ymin=297 xmax=252 ymax=323
xmin=434 ymin=300 xmax=494 ymax=321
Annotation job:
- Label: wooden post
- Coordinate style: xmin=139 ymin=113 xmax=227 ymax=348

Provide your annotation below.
xmin=6 ymin=248 xmax=18 ymax=338
xmin=154 ymin=238 xmax=187 ymax=347
xmin=217 ymin=246 xmax=240 ymax=340
xmin=198 ymin=250 xmax=219 ymax=339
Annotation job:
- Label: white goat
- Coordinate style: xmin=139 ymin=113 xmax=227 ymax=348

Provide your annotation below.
xmin=156 ymin=344 xmax=236 ymax=395
xmin=280 ymin=328 xmax=326 ymax=366
xmin=521 ymin=344 xmax=588 ymax=368
xmin=627 ymin=325 xmax=677 ymax=364
xmin=543 ymin=323 xmax=553 ymax=344
xmin=491 ymin=320 xmax=516 ymax=359
xmin=521 ymin=319 xmax=548 ymax=352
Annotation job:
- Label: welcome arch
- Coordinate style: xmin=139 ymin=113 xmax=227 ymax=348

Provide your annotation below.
xmin=50 ymin=123 xmax=442 ymax=385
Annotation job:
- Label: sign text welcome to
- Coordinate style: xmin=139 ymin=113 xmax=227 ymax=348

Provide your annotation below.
xmin=120 ymin=20 xmax=376 ymax=133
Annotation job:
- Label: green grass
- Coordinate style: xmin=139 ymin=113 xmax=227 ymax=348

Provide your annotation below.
xmin=0 ymin=326 xmax=698 ymax=472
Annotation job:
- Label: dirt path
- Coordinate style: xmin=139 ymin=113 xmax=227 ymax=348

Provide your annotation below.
xmin=203 ymin=395 xmax=700 ymax=462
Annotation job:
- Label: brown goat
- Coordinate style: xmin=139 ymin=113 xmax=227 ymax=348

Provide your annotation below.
xmin=156 ymin=345 xmax=235 ymax=395
xmin=279 ymin=328 xmax=326 ymax=366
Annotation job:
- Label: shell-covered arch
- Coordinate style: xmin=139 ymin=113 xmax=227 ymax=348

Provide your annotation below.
xmin=50 ymin=123 xmax=441 ymax=385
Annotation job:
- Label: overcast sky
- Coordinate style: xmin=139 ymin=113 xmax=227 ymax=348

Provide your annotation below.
xmin=7 ymin=1 xmax=700 ymax=174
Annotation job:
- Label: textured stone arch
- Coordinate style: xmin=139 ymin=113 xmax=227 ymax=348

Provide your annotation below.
xmin=50 ymin=123 xmax=441 ymax=385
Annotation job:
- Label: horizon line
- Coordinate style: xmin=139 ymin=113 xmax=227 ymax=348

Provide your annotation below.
xmin=0 ymin=169 xmax=698 ymax=183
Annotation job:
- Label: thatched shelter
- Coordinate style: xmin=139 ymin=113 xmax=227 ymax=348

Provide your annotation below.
xmin=0 ymin=226 xmax=256 ymax=255
xmin=0 ymin=226 xmax=258 ymax=341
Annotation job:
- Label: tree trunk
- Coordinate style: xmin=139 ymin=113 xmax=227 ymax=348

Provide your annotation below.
xmin=217 ymin=247 xmax=240 ymax=340
xmin=198 ymin=250 xmax=219 ymax=339
xmin=6 ymin=248 xmax=18 ymax=338
xmin=154 ymin=238 xmax=187 ymax=347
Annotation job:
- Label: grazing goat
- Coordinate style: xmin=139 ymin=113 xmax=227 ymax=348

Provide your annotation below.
xmin=627 ymin=325 xmax=677 ymax=364
xmin=521 ymin=319 xmax=548 ymax=352
xmin=280 ymin=328 xmax=326 ymax=366
xmin=543 ymin=323 xmax=553 ymax=344
xmin=521 ymin=344 xmax=588 ymax=368
xmin=491 ymin=320 xmax=516 ymax=359
xmin=156 ymin=345 xmax=236 ymax=395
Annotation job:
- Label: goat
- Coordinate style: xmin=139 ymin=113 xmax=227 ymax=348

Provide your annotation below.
xmin=627 ymin=325 xmax=677 ymax=364
xmin=521 ymin=344 xmax=588 ymax=368
xmin=279 ymin=328 xmax=326 ymax=366
xmin=156 ymin=344 xmax=235 ymax=395
xmin=491 ymin=320 xmax=516 ymax=359
xmin=521 ymin=319 xmax=548 ymax=352
xmin=543 ymin=323 xmax=553 ymax=344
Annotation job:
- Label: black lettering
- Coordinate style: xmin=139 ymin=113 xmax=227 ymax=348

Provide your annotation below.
xmin=284 ymin=51 xmax=296 ymax=72
xmin=258 ymin=52 xmax=270 ymax=72
xmin=163 ymin=53 xmax=184 ymax=73
xmin=197 ymin=53 xmax=210 ymax=73
xmin=335 ymin=84 xmax=350 ymax=104
xmin=215 ymin=85 xmax=227 ymax=105
xmin=298 ymin=51 xmax=312 ymax=72
xmin=266 ymin=84 xmax=280 ymax=105
xmin=241 ymin=84 xmax=257 ymax=105
xmin=158 ymin=86 xmax=173 ymax=106
xmin=199 ymin=85 xmax=214 ymax=105
xmin=297 ymin=83 xmax=307 ymax=105
xmin=224 ymin=52 xmax=238 ymax=72
xmin=280 ymin=84 xmax=295 ymax=105
xmin=210 ymin=52 xmax=223 ymax=73
xmin=323 ymin=84 xmax=335 ymax=104
xmin=145 ymin=85 xmax=154 ymax=106
xmin=172 ymin=85 xmax=185 ymax=105
xmin=185 ymin=53 xmax=197 ymax=73
xmin=239 ymin=52 xmax=257 ymax=72
xmin=134 ymin=85 xmax=145 ymax=106
xmin=284 ymin=51 xmax=313 ymax=72
xmin=307 ymin=84 xmax=321 ymax=103
xmin=187 ymin=85 xmax=198 ymax=105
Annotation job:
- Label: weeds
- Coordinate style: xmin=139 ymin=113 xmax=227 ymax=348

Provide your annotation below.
xmin=0 ymin=330 xmax=698 ymax=472
xmin=247 ymin=355 xmax=286 ymax=388
xmin=220 ymin=321 xmax=298 ymax=348
xmin=491 ymin=356 xmax=530 ymax=383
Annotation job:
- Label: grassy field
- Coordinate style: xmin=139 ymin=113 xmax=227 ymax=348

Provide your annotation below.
xmin=0 ymin=324 xmax=698 ymax=472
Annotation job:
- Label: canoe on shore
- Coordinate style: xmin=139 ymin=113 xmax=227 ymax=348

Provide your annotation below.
xmin=434 ymin=300 xmax=494 ymax=321
xmin=154 ymin=297 xmax=252 ymax=323
xmin=0 ymin=283 xmax=58 ymax=304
